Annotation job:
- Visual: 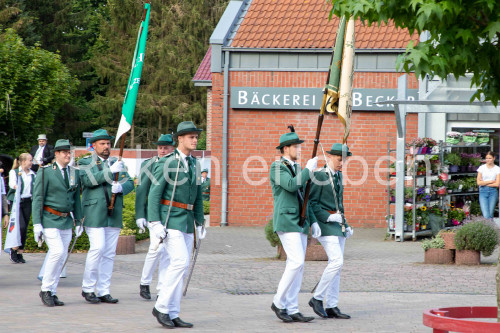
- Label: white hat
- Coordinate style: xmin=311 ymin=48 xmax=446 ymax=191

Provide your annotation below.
xmin=37 ymin=134 xmax=47 ymax=140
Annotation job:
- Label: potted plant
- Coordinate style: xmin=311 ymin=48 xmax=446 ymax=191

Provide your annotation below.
xmin=406 ymin=137 xmax=425 ymax=154
xmin=476 ymin=132 xmax=489 ymax=145
xmin=423 ymin=137 xmax=438 ymax=154
xmin=422 ymin=235 xmax=454 ymax=264
xmin=389 ymin=188 xmax=395 ymax=203
xmin=448 ymin=208 xmax=466 ymax=226
xmin=470 ymin=200 xmax=481 ymax=215
xmin=446 ymin=131 xmax=462 ymax=145
xmin=116 ymin=228 xmax=136 ymax=255
xmin=462 ymin=132 xmax=477 ymax=145
xmin=389 ymin=162 xmax=396 ymax=176
xmin=459 ymin=153 xmax=470 ymax=172
xmin=404 ymin=187 xmax=414 ymax=203
xmin=404 ymin=207 xmax=413 ymax=231
xmin=445 ymin=152 xmax=461 ymax=173
xmin=454 ymin=219 xmax=498 ymax=265
xmin=469 ymin=153 xmax=482 ymax=172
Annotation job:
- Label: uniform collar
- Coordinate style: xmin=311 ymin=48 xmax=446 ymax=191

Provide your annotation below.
xmin=55 ymin=161 xmax=68 ymax=170
xmin=282 ymin=156 xmax=296 ymax=166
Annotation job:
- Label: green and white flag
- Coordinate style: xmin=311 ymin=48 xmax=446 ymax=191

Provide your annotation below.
xmin=115 ymin=2 xmax=151 ymax=146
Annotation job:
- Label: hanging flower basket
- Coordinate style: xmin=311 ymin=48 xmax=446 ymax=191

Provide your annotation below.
xmin=462 ymin=132 xmax=477 ymax=145
xmin=477 ymin=132 xmax=489 ymax=145
xmin=446 ymin=131 xmax=462 ymax=145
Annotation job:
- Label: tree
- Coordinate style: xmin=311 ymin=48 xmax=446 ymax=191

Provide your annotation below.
xmin=328 ymin=0 xmax=500 ymax=105
xmin=91 ymin=0 xmax=227 ymax=149
xmin=0 ymin=28 xmax=77 ymax=156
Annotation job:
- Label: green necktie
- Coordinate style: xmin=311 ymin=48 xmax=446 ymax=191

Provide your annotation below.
xmin=333 ymin=172 xmax=340 ymax=194
xmin=187 ymin=157 xmax=193 ymax=179
xmin=63 ymin=167 xmax=70 ymax=188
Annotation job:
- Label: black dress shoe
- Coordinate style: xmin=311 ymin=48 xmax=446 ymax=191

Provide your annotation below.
xmin=289 ymin=312 xmax=314 ymax=322
xmin=140 ymin=284 xmax=151 ymax=299
xmin=326 ymin=307 xmax=351 ymax=319
xmin=98 ymin=294 xmax=119 ymax=303
xmin=172 ymin=317 xmax=194 ymax=328
xmin=39 ymin=291 xmax=55 ymax=307
xmin=52 ymin=294 xmax=65 ymax=306
xmin=10 ymin=249 xmax=19 ymax=263
xmin=81 ymin=291 xmax=101 ymax=304
xmin=271 ymin=303 xmax=293 ymax=323
xmin=17 ymin=253 xmax=26 ymax=263
xmin=308 ymin=297 xmax=328 ymax=318
xmin=152 ymin=307 xmax=175 ymax=329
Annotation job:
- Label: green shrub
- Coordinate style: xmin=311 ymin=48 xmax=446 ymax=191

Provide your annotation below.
xmin=265 ymin=219 xmax=281 ymax=247
xmin=455 ymin=221 xmax=498 ymax=256
xmin=421 ymin=235 xmax=445 ymax=251
xmin=122 ymin=191 xmax=149 ymax=241
xmin=445 ymin=152 xmax=461 ymax=166
xmin=203 ymin=201 xmax=210 ymax=215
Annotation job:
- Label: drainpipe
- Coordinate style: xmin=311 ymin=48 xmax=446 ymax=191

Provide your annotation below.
xmin=220 ymin=50 xmax=229 ymax=226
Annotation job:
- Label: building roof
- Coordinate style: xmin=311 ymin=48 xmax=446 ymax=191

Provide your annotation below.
xmin=230 ymin=0 xmax=419 ymax=49
xmin=192 ymin=46 xmax=212 ymax=83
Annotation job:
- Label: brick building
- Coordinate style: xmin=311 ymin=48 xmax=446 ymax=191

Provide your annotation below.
xmin=193 ymin=0 xmax=420 ymax=228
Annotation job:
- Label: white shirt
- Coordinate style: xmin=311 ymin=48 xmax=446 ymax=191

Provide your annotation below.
xmin=9 ymin=168 xmax=35 ymax=198
xmin=177 ymin=150 xmax=192 ymax=171
xmin=282 ymin=157 xmax=297 ymax=168
xmin=34 ymin=145 xmax=45 ymax=165
xmin=55 ymin=162 xmax=69 ymax=180
xmin=478 ymin=164 xmax=500 ymax=182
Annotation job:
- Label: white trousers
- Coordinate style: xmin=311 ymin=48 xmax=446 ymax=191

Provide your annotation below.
xmin=39 ymin=252 xmax=67 ymax=280
xmin=41 ymin=228 xmax=72 ymax=294
xmin=273 ymin=232 xmax=307 ymax=315
xmin=140 ymin=222 xmax=169 ymax=292
xmin=155 ymin=229 xmax=193 ymax=319
xmin=82 ymin=227 xmax=120 ymax=296
xmin=313 ymin=235 xmax=345 ymax=308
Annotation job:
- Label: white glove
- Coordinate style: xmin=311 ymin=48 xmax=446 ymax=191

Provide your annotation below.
xmin=34 ymin=224 xmax=44 ymax=243
xmin=305 ymin=157 xmax=318 ymax=171
xmin=196 ymin=226 xmax=206 ymax=240
xmin=346 ymin=226 xmax=354 ymax=239
xmin=327 ymin=213 xmax=343 ymax=223
xmin=75 ymin=225 xmax=84 ymax=237
xmin=111 ymin=182 xmax=123 ymax=193
xmin=136 ymin=218 xmax=147 ymax=234
xmin=151 ymin=221 xmax=166 ymax=240
xmin=311 ymin=222 xmax=321 ymax=238
xmin=109 ymin=160 xmax=124 ymax=174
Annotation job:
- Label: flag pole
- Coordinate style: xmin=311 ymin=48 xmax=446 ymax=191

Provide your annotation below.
xmin=108 ymin=0 xmax=151 ymax=214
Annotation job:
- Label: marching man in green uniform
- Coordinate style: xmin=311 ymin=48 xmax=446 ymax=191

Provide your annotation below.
xmin=136 ymin=134 xmax=175 ymax=300
xmin=78 ymin=129 xmax=134 ymax=304
xmin=148 ymin=121 xmax=206 ymax=329
xmin=270 ymin=127 xmax=320 ymax=323
xmin=32 ymin=139 xmax=83 ymax=307
xmin=308 ymin=143 xmax=353 ymax=319
xmin=201 ymin=168 xmax=210 ymax=201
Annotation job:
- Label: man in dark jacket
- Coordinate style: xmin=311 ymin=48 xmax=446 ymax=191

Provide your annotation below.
xmin=30 ymin=134 xmax=54 ymax=172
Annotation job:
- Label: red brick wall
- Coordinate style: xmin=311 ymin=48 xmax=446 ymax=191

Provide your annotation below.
xmin=209 ymin=71 xmax=418 ymax=227
xmin=206 ymin=88 xmax=212 ymax=150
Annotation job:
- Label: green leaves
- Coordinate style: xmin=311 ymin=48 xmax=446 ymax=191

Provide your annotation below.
xmin=328 ymin=0 xmax=500 ymax=105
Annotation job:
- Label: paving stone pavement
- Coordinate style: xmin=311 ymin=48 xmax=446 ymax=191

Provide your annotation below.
xmin=0 ymin=227 xmax=498 ymax=332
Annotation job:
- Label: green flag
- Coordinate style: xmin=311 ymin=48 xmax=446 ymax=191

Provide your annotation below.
xmin=115 ymin=2 xmax=151 ymax=146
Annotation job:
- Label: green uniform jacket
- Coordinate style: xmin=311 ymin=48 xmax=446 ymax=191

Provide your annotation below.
xmin=32 ymin=164 xmax=83 ymax=229
xmin=309 ymin=167 xmax=349 ymax=237
xmin=201 ymin=178 xmax=210 ymax=201
xmin=78 ymin=155 xmax=135 ymax=228
xmin=147 ymin=150 xmax=204 ymax=234
xmin=7 ymin=168 xmax=35 ymax=202
xmin=135 ymin=157 xmax=158 ymax=220
xmin=269 ymin=158 xmax=316 ymax=234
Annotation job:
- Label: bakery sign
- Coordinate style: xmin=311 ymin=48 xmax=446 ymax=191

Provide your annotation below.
xmin=231 ymin=87 xmax=418 ymax=111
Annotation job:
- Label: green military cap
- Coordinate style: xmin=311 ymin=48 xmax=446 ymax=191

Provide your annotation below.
xmin=54 ymin=139 xmax=71 ymax=151
xmin=89 ymin=129 xmax=115 ymax=144
xmin=276 ymin=132 xmax=304 ymax=149
xmin=201 ymin=168 xmax=209 ymax=173
xmin=154 ymin=134 xmax=175 ymax=146
xmin=326 ymin=143 xmax=352 ymax=156
xmin=174 ymin=121 xmax=202 ymax=138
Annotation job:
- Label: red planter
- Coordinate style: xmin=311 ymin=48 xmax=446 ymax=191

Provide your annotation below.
xmin=455 ymin=250 xmax=480 ymax=265
xmin=439 ymin=232 xmax=456 ymax=250
xmin=116 ymin=235 xmax=136 ymax=255
xmin=424 ymin=248 xmax=454 ymax=264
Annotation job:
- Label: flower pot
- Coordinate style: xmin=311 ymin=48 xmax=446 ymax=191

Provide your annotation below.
xmin=116 ymin=235 xmax=136 ymax=255
xmin=447 ymin=189 xmax=453 ymax=194
xmin=449 ymin=165 xmax=459 ymax=173
xmin=421 ymin=147 xmax=428 ymax=154
xmin=417 ymin=147 xmax=424 ymax=154
xmin=467 ymin=165 xmax=474 ymax=172
xmin=455 ymin=250 xmax=480 ymax=265
xmin=440 ymin=232 xmax=456 ymax=249
xmin=436 ymin=187 xmax=447 ymax=195
xmin=460 ymin=166 xmax=468 ymax=172
xmin=470 ymin=166 xmax=478 ymax=172
xmin=390 ymin=196 xmax=395 ymax=203
xmin=424 ymin=248 xmax=454 ymax=264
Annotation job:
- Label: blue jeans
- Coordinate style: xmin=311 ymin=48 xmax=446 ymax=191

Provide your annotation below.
xmin=479 ymin=186 xmax=499 ymax=219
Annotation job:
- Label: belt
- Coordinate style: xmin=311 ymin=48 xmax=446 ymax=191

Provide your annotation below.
xmin=43 ymin=206 xmax=69 ymax=217
xmin=160 ymin=199 xmax=193 ymax=211
xmin=202 ymin=192 xmax=210 ymax=195
xmin=327 ymin=210 xmax=337 ymax=214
